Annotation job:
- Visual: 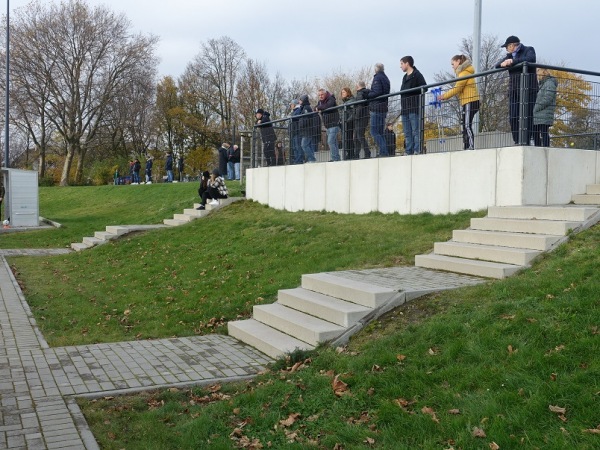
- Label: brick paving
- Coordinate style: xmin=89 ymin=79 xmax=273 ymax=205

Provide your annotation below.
xmin=0 ymin=249 xmax=484 ymax=449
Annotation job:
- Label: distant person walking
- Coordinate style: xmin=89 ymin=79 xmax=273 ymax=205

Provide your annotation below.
xmin=533 ymin=68 xmax=558 ymax=147
xmin=145 ymin=157 xmax=153 ymax=184
xmin=400 ymin=56 xmax=428 ymax=155
xmin=495 ymin=35 xmax=538 ymax=145
xmin=177 ymin=156 xmax=184 ymax=182
xmin=439 ymin=54 xmax=480 ymax=150
xmin=165 ymin=151 xmax=174 ymax=182
xmin=366 ymin=63 xmax=391 ymax=157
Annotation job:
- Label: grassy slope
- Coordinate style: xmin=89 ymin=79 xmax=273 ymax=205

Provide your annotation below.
xmin=5 ymin=185 xmax=599 ymax=448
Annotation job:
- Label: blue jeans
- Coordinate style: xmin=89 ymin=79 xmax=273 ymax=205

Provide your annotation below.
xmin=326 ymin=126 xmax=340 ymax=161
xmin=402 ymin=112 xmax=421 ymax=155
xmin=292 ymin=135 xmax=303 ymax=164
xmin=370 ymin=112 xmax=388 ymax=156
xmin=133 ymin=171 xmax=140 ymax=183
xmin=227 ymin=161 xmax=234 ymax=180
xmin=234 ymin=162 xmax=240 ymax=180
xmin=167 ymin=170 xmax=173 ymax=182
xmin=301 ymin=136 xmax=316 ymax=162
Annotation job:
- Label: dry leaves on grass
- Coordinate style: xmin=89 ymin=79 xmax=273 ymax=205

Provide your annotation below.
xmin=549 ymin=404 xmax=568 ymax=422
xmin=472 ymin=427 xmax=486 ymax=438
xmin=279 ymin=413 xmax=301 ymax=428
xmin=421 ymin=406 xmax=440 ymax=423
xmin=332 ymin=374 xmax=350 ymax=397
xmin=582 ymin=424 xmax=600 ymax=434
xmin=395 ymin=397 xmax=417 ymax=414
xmin=507 ymin=344 xmax=517 ymax=355
xmin=396 ymin=354 xmax=407 ymax=362
xmin=489 ymin=442 xmax=500 ymax=450
xmin=545 ymin=344 xmax=566 ymax=356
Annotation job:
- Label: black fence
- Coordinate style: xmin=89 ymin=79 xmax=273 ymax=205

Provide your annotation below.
xmin=251 ymin=63 xmax=600 ymax=168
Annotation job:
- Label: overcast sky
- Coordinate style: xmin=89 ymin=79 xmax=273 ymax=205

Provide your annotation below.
xmin=8 ymin=0 xmax=600 ymax=90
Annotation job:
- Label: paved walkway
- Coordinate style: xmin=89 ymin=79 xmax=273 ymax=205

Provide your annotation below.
xmin=0 ymin=249 xmax=483 ymax=449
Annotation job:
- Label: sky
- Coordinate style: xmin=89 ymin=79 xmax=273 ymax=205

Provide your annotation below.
xmin=7 ymin=0 xmax=600 ymax=91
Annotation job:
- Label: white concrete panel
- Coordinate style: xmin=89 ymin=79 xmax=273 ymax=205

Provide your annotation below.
xmin=547 ymin=149 xmax=597 ymax=204
xmin=596 ymin=151 xmax=600 ymax=183
xmin=449 ymin=149 xmax=497 ymax=213
xmin=284 ymin=165 xmax=306 ymax=212
xmin=249 ymin=168 xmax=270 ymax=205
xmin=496 ymin=147 xmax=525 ymax=206
xmin=267 ymin=166 xmax=286 ymax=210
xmin=378 ymin=157 xmax=412 ymax=214
xmin=325 ymin=161 xmax=351 ymax=213
xmin=303 ymin=163 xmax=327 ymax=211
xmin=411 ymin=153 xmax=451 ymax=214
xmin=245 ymin=168 xmax=255 ymax=199
xmin=521 ymin=147 xmax=548 ymax=205
xmin=350 ymin=158 xmax=379 ymax=214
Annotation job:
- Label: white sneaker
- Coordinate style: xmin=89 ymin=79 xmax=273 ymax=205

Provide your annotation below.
xmin=208 ymin=200 xmax=219 ymax=206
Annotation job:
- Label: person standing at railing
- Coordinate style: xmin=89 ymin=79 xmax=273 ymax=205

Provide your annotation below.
xmin=439 ymin=55 xmax=480 ymax=150
xmin=400 ymin=56 xmax=428 ymax=155
xmin=384 ymin=123 xmax=397 ymax=157
xmin=298 ymin=95 xmax=318 ymax=163
xmin=340 ymin=88 xmax=357 ymax=160
xmin=533 ymin=68 xmax=558 ymax=147
xmin=315 ymin=89 xmax=341 ymax=162
xmin=218 ymin=142 xmax=231 ymax=179
xmin=495 ymin=35 xmax=538 ymax=145
xmin=290 ymin=99 xmax=304 ymax=164
xmin=354 ymin=81 xmax=371 ymax=158
xmin=366 ymin=63 xmax=391 ymax=157
xmin=255 ymin=109 xmax=277 ymax=166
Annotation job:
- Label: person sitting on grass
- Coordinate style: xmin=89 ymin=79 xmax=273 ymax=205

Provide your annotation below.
xmin=197 ymin=169 xmax=228 ymax=210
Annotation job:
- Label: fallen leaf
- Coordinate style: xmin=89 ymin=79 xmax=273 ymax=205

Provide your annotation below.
xmin=507 ymin=345 xmax=517 ymax=355
xmin=500 ymin=314 xmax=515 ymax=320
xmin=489 ymin=442 xmax=500 ymax=450
xmin=550 ymin=373 xmax=557 ymax=381
xmin=396 ymin=354 xmax=407 ymax=361
xmin=428 ymin=348 xmax=438 ymax=356
xmin=472 ymin=427 xmax=486 ymax=438
xmin=367 ymin=387 xmax=375 ymax=396
xmin=371 ymin=364 xmax=382 ymax=372
xmin=279 ymin=412 xmax=301 ymax=427
xmin=549 ymin=405 xmax=567 ymax=415
xmin=332 ymin=374 xmax=349 ymax=397
xmin=448 ymin=409 xmax=461 ymax=415
xmin=421 ymin=406 xmax=440 ymax=423
xmin=582 ymin=426 xmax=600 ymax=434
xmin=364 ymin=437 xmax=375 ymax=445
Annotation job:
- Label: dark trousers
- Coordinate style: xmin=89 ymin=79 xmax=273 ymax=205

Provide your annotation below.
xmin=343 ymin=121 xmax=356 ymax=159
xmin=354 ymin=120 xmax=370 ymax=158
xmin=462 ymin=100 xmax=480 ymax=150
xmin=263 ymin=142 xmax=276 ymax=166
xmin=533 ymin=124 xmax=551 ymax=147
xmin=201 ymin=187 xmax=227 ymax=205
xmin=509 ymin=89 xmax=536 ymax=145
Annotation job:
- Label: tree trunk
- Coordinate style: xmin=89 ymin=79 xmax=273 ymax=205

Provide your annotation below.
xmin=60 ymin=146 xmax=75 ymax=186
xmin=75 ymin=147 xmax=87 ymax=184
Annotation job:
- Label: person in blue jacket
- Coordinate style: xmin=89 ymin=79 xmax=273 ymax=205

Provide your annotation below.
xmin=495 ymin=35 xmax=538 ymax=145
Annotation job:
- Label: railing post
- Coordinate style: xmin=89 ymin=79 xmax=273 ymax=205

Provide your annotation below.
xmin=341 ymin=104 xmax=347 ymax=160
xmin=251 ymin=128 xmax=257 ymax=168
xmin=518 ymin=63 xmax=528 ymax=146
xmin=419 ymin=87 xmax=426 ymax=154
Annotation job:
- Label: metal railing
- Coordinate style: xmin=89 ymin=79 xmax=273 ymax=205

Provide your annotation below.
xmin=251 ymin=63 xmax=600 ymax=167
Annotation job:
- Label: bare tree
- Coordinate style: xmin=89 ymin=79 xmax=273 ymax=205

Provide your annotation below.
xmin=235 ymin=59 xmax=271 ymax=133
xmin=6 ymin=0 xmax=158 ymax=185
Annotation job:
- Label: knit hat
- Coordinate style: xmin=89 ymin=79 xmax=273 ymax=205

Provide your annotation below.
xmin=212 ymin=168 xmax=220 ymax=177
xmin=202 ymin=170 xmax=210 ymax=178
xmin=255 ymin=108 xmax=264 ymax=114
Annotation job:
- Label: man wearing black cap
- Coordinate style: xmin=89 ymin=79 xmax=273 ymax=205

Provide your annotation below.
xmin=495 ymin=35 xmax=538 ymax=145
xmin=255 ymin=109 xmax=277 ymax=166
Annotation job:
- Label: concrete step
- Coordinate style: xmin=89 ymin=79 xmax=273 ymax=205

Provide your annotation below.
xmin=586 ymin=184 xmax=600 ymax=195
xmin=253 ymin=303 xmax=345 ymax=346
xmin=452 ymin=229 xmax=562 ymax=251
xmin=572 ymin=194 xmax=600 ymax=205
xmin=183 ymin=208 xmax=209 ymax=217
xmin=415 ymin=253 xmax=522 ymax=279
xmin=94 ymin=231 xmax=118 ymax=241
xmin=488 ymin=205 xmax=598 ymax=222
xmin=434 ymin=241 xmax=542 ymax=266
xmin=228 ymin=319 xmax=314 ymax=359
xmin=470 ymin=217 xmax=580 ymax=235
xmin=163 ymin=218 xmax=187 ymax=226
xmin=82 ymin=236 xmax=105 ymax=247
xmin=173 ymin=213 xmax=195 ymax=222
xmin=71 ymin=242 xmax=92 ymax=252
xmin=278 ymin=288 xmax=372 ymax=327
xmin=105 ymin=226 xmax=130 ymax=236
xmin=301 ymin=272 xmax=398 ymax=308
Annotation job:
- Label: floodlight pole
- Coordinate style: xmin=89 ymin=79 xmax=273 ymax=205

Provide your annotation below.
xmin=4 ymin=0 xmax=9 ymax=169
xmin=473 ymin=0 xmax=482 ymax=73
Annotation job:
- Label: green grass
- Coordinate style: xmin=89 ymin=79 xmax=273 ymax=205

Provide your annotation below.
xmin=5 ymin=185 xmax=599 ymax=449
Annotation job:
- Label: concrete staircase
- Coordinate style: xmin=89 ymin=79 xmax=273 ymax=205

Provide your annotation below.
xmin=163 ymin=197 xmax=240 ymax=226
xmin=415 ymin=202 xmax=600 ymax=279
xmin=572 ymin=183 xmax=600 ymax=205
xmin=228 ymin=273 xmax=402 ymax=358
xmin=71 ymin=224 xmax=167 ymax=251
xmin=71 ymin=197 xmax=242 ymax=251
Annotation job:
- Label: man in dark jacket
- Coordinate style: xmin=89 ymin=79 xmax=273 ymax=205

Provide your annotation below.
xmin=315 ymin=89 xmax=341 ymax=161
xmin=255 ymin=109 xmax=277 ymax=166
xmin=290 ymin=99 xmax=304 ymax=164
xmin=298 ymin=95 xmax=318 ymax=162
xmin=366 ymin=63 xmax=391 ymax=156
xmin=218 ymin=142 xmax=230 ymax=178
xmin=495 ymin=35 xmax=538 ymax=145
xmin=354 ymin=81 xmax=371 ymax=158
xmin=165 ymin=152 xmax=173 ymax=182
xmin=145 ymin=157 xmax=153 ymax=184
xmin=400 ymin=56 xmax=428 ymax=155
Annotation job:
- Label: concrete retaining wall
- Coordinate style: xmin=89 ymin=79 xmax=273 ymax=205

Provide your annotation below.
xmin=246 ymin=147 xmax=600 ymax=214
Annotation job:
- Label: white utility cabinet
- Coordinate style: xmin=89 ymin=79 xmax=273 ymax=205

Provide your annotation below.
xmin=2 ymin=168 xmax=39 ymax=227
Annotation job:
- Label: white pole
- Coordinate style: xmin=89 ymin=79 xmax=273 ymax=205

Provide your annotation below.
xmin=473 ymin=0 xmax=482 ymax=73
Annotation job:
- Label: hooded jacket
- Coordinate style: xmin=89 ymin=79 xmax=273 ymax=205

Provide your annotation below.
xmin=256 ymin=111 xmax=277 ymax=143
xmin=298 ymin=95 xmax=319 ymax=137
xmin=533 ymin=75 xmax=557 ymax=125
xmin=440 ymin=59 xmax=480 ymax=106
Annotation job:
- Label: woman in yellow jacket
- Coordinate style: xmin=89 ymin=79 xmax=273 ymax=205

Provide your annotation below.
xmin=440 ymin=55 xmax=480 ymax=150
